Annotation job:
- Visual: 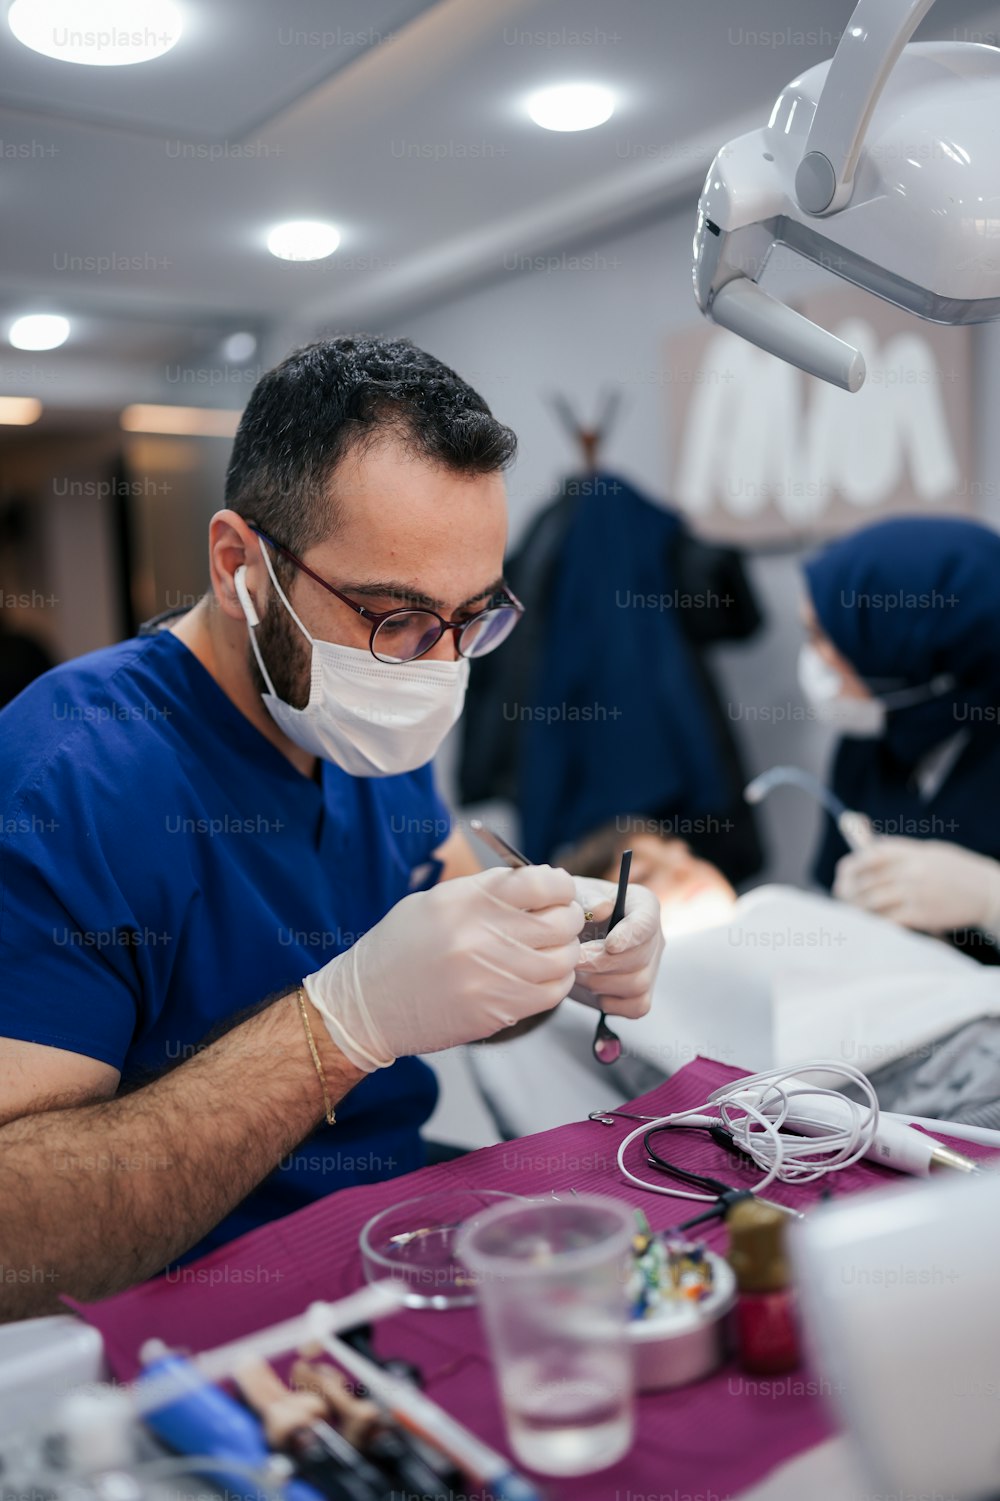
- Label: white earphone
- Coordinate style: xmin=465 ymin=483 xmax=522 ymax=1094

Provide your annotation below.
xmin=233 ymin=564 xmax=260 ymax=628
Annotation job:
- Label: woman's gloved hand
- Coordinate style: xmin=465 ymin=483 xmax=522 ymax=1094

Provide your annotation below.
xmin=834 ymin=837 xmax=1000 ymax=937
xmin=303 ymin=865 xmax=584 ymax=1071
xmin=569 ymin=877 xmax=665 ymax=1019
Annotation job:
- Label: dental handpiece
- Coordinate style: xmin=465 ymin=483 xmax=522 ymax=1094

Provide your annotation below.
xmin=744 ymin=766 xmax=874 ymax=851
xmin=709 ymin=1073 xmax=980 ymax=1177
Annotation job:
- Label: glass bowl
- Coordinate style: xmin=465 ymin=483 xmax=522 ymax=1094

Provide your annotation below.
xmin=359 ymin=1188 xmax=523 ymax=1309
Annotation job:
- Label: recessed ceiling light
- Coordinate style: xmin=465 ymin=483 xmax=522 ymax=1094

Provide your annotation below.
xmin=0 ymin=397 xmax=42 ymax=425
xmin=526 ymin=82 xmax=615 ymax=133
xmin=8 ymin=0 xmax=183 ymax=66
xmin=9 ymin=314 xmax=70 ymax=351
xmin=120 ymin=404 xmax=241 ymax=437
xmin=266 ymin=220 xmax=341 ymax=262
xmin=221 ymin=331 xmax=257 ymax=364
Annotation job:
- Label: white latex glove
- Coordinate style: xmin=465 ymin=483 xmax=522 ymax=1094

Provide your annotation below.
xmin=834 ymin=837 xmax=1000 ymax=936
xmin=569 ymin=877 xmax=665 ymax=1019
xmin=304 ymin=864 xmax=584 ymax=1071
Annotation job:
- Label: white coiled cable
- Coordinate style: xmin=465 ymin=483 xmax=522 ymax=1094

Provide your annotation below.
xmin=616 ymin=1061 xmax=880 ymax=1201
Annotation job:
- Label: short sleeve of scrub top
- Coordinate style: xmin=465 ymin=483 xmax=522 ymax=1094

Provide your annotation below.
xmin=0 ymin=628 xmax=454 ymax=1257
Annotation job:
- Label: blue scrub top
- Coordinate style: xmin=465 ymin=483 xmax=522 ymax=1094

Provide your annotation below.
xmin=0 ymin=626 xmax=450 ymax=1258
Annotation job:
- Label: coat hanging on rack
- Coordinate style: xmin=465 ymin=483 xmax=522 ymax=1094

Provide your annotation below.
xmin=459 ymin=472 xmax=765 ymax=884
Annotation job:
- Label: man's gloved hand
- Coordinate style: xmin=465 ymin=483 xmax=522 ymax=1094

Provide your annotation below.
xmin=303 ymin=865 xmax=584 ymax=1072
xmin=568 ymin=877 xmax=664 ymax=1019
xmin=834 ymin=837 xmax=1000 ymax=936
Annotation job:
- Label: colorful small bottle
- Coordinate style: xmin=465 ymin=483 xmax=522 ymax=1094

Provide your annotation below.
xmin=726 ymin=1200 xmax=800 ymax=1375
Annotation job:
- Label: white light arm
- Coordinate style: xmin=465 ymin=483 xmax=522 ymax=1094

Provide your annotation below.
xmin=795 ymin=0 xmax=936 ymax=214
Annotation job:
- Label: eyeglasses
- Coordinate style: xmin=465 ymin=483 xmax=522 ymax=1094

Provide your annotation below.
xmin=246 ymin=524 xmax=524 ymax=664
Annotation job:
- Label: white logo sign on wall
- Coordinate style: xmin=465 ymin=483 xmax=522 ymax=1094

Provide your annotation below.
xmin=669 ymin=289 xmax=973 ymax=542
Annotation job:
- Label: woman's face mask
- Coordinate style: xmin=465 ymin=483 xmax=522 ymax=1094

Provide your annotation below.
xmin=797 ymin=643 xmax=956 ymax=741
xmin=797 ymin=643 xmax=886 ymax=738
xmin=234 ymin=541 xmax=469 ymax=776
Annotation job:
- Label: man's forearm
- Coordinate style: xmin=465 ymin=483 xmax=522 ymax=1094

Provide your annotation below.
xmin=0 ymin=992 xmax=364 ymax=1319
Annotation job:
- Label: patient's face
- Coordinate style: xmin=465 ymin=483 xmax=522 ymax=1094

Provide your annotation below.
xmin=615 ymin=835 xmax=736 ymax=935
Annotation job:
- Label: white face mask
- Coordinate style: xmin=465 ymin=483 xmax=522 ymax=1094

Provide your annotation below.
xmin=797 ymin=643 xmax=886 ymax=738
xmin=234 ymin=543 xmax=469 ymax=777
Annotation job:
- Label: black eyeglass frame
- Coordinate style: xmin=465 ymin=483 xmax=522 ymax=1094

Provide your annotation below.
xmin=245 ymin=523 xmax=524 ymax=664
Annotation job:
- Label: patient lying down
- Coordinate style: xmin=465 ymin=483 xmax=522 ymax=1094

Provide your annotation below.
xmin=466 ymin=823 xmax=1000 ymax=1139
xmin=557 ymin=824 xmax=737 ymax=939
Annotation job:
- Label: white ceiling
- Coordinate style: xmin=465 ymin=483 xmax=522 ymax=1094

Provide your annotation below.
xmin=0 ymin=0 xmax=438 ymax=136
xmin=2 ymin=0 xmax=999 ymax=411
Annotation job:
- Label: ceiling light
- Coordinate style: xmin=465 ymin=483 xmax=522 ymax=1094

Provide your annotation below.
xmin=121 ymin=405 xmax=241 ymax=437
xmin=221 ymin=331 xmax=256 ymax=363
xmin=266 ymin=221 xmax=341 ymax=262
xmin=8 ymin=314 xmax=70 ymax=350
xmin=0 ymin=397 xmax=42 ymax=425
xmin=7 ymin=0 xmax=183 ymax=66
xmin=526 ymin=83 xmax=615 ymax=133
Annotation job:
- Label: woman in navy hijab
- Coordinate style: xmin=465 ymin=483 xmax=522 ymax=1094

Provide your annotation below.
xmin=802 ymin=516 xmax=1000 ymax=962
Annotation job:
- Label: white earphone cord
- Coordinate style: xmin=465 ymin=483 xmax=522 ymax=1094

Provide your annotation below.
xmin=615 ymin=1062 xmax=880 ymax=1202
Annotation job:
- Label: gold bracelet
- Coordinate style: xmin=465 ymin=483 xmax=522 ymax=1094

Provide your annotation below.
xmin=296 ymin=985 xmax=337 ymax=1126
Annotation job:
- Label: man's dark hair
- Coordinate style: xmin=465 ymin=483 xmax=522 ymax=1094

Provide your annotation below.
xmin=225 ymin=334 xmax=517 ymax=568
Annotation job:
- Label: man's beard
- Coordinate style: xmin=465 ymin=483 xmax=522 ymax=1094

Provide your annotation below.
xmin=248 ymin=594 xmax=312 ymax=709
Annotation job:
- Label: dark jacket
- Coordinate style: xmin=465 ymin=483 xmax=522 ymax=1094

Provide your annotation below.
xmin=459 ymin=474 xmax=764 ymax=883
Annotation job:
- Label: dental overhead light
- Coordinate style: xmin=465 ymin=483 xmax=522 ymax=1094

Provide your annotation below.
xmin=693 ymin=0 xmax=1000 ymax=391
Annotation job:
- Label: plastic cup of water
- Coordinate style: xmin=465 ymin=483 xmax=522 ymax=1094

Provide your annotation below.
xmin=455 ymin=1194 xmax=636 ymax=1477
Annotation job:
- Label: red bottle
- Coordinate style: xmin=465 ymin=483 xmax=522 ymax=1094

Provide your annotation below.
xmin=726 ymin=1199 xmax=800 ymax=1375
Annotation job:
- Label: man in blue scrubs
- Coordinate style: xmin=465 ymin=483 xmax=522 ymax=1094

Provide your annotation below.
xmin=0 ymin=336 xmax=662 ymax=1317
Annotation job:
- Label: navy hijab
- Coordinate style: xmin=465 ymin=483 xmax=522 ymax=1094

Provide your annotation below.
xmin=805 ymin=516 xmax=1000 ymax=892
xmin=805 ymin=517 xmax=1000 ymax=765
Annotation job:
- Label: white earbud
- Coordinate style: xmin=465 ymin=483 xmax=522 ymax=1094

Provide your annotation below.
xmin=233 ymin=565 xmax=260 ymax=628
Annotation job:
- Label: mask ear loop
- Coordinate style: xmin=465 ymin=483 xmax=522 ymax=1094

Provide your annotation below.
xmin=255 ymin=535 xmax=316 ymax=645
xmin=877 ymin=672 xmax=957 ymax=711
xmin=234 ymin=564 xmax=280 ymax=698
xmin=234 ymin=537 xmax=317 ymax=701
